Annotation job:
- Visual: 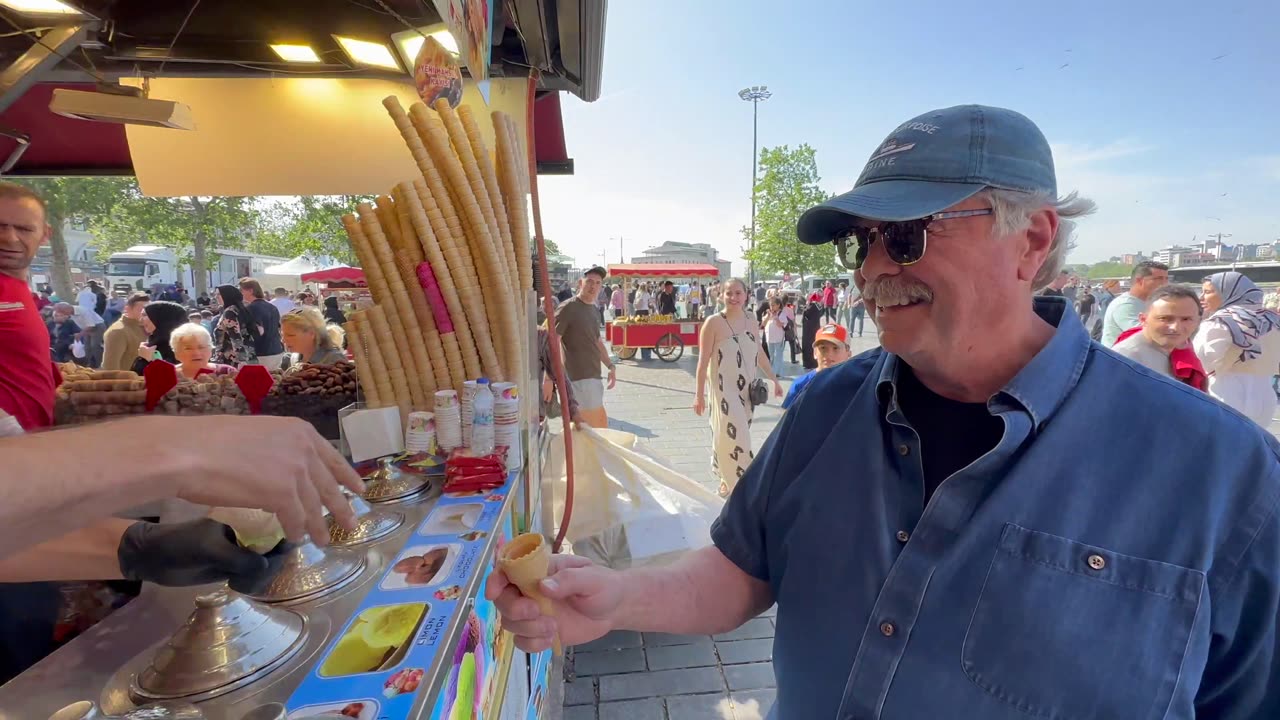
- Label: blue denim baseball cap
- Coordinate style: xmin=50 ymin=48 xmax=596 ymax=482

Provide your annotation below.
xmin=796 ymin=105 xmax=1057 ymax=245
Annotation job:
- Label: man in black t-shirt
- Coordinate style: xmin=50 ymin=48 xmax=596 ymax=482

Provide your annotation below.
xmin=238 ymin=278 xmax=285 ymax=369
xmin=657 ymin=281 xmax=677 ymax=316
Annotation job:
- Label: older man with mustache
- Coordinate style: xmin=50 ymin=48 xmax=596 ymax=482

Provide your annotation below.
xmin=488 ymin=106 xmax=1280 ymax=719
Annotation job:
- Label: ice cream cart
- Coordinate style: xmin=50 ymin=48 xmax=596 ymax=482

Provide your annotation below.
xmin=607 ymin=263 xmax=719 ymax=362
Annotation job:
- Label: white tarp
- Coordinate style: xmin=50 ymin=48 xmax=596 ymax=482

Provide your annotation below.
xmin=264 ymin=255 xmax=339 ymax=277
xmin=545 ymin=425 xmax=724 ymax=569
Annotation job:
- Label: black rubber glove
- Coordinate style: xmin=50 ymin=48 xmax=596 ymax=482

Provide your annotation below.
xmin=117 ymin=519 xmax=277 ymax=594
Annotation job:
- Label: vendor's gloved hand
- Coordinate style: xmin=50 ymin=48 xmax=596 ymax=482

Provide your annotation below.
xmin=118 ymin=519 xmax=279 ymax=593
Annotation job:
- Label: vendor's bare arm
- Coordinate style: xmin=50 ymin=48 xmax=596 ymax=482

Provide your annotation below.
xmin=614 ymin=545 xmax=771 ymax=636
xmin=0 ymin=517 xmax=131 ymax=581
xmin=0 ymin=420 xmax=175 ymax=558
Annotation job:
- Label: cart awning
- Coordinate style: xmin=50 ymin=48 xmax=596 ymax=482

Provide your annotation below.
xmin=301 ymin=266 xmax=366 ymax=286
xmin=608 ymin=263 xmax=720 ymax=278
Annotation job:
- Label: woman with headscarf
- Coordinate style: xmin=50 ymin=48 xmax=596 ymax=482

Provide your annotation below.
xmin=212 ymin=284 xmax=260 ymax=367
xmin=801 ymin=293 xmax=824 ymax=370
xmin=322 ymin=295 xmax=347 ymax=326
xmin=131 ymin=300 xmax=189 ymax=374
xmin=1194 ymin=271 xmax=1280 ymax=426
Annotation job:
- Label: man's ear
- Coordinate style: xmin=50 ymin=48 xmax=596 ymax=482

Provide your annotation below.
xmin=1138 ymin=312 xmax=1147 ymax=325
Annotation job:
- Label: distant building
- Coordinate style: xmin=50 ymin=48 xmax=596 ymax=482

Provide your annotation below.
xmin=544 ymin=252 xmax=572 ymax=292
xmin=28 ymin=221 xmax=100 ymax=291
xmin=1154 ymin=245 xmax=1193 ymax=266
xmin=1175 ymin=252 xmax=1215 ymax=267
xmin=630 ymin=241 xmax=731 ymax=278
xmin=1121 ymin=253 xmax=1147 ymax=266
xmin=1258 ymin=245 xmax=1276 ymax=260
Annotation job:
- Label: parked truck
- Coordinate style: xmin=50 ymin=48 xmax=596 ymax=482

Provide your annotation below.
xmin=105 ymin=245 xmax=298 ymax=296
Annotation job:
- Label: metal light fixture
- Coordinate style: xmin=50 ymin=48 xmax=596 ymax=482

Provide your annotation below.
xmin=391 ymin=25 xmax=459 ymax=71
xmin=0 ymin=0 xmax=81 ymax=15
xmin=333 ymin=35 xmax=401 ymax=71
xmin=739 ymin=85 xmax=772 ymax=289
xmin=269 ymin=44 xmax=321 ymax=63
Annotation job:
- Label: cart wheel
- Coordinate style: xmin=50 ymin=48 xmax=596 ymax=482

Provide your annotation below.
xmin=617 ymin=347 xmax=637 ymax=360
xmin=655 ymin=333 xmax=684 ymax=362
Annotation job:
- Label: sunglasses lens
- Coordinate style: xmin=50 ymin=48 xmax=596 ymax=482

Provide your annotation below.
xmin=883 ymin=221 xmax=927 ymax=265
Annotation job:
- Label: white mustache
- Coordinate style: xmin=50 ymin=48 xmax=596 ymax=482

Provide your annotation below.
xmin=863 ymin=276 xmax=934 ymax=307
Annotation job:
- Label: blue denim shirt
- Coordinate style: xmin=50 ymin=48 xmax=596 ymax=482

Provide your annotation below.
xmin=711 ymin=298 xmax=1280 ymax=719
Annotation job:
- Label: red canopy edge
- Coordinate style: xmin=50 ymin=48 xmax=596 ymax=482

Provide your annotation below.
xmin=607 ymin=263 xmax=720 ymax=278
xmin=301 ymin=266 xmax=366 ymax=285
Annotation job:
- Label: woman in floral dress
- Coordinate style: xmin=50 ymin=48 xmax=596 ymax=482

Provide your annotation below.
xmin=692 ymin=278 xmax=783 ymax=497
xmin=212 ymin=284 xmax=261 ymax=366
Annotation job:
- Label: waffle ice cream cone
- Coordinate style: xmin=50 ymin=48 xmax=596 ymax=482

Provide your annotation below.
xmin=499 ymin=533 xmax=560 ymax=655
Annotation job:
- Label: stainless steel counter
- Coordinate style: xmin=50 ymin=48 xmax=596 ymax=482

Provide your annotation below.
xmin=0 ymin=473 xmax=520 ymax=720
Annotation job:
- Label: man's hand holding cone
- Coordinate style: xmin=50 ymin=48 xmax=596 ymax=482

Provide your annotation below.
xmin=487 ymin=548 xmax=621 ymax=654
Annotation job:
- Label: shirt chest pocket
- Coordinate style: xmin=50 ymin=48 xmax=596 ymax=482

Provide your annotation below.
xmin=962 ymin=524 xmax=1203 ymax=720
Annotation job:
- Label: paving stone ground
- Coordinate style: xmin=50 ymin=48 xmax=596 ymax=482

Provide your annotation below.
xmin=561 ymin=315 xmax=1280 ymax=718
xmin=556 ymin=318 xmax=880 ymax=720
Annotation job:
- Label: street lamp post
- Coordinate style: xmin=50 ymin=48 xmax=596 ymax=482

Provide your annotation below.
xmin=739 ymin=85 xmax=772 ymax=290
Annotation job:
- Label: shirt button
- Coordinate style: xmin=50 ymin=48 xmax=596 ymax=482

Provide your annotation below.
xmin=1087 ymin=554 xmax=1106 ymax=571
xmin=879 ymin=621 xmax=896 ymax=637
xmin=897 ymin=444 xmax=910 ymax=456
xmin=896 ymin=530 xmax=910 ymax=543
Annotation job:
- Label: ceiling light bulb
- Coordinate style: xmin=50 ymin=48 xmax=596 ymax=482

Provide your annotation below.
xmin=393 ymin=26 xmax=460 ymax=72
xmin=334 ymin=36 xmax=400 ymax=70
xmin=270 ymin=44 xmax=321 ymax=63
xmin=0 ymin=0 xmax=81 ymax=14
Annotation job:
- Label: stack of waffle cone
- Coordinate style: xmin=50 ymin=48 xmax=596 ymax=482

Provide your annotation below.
xmin=397 ymin=177 xmax=482 ymax=387
xmin=499 ymin=533 xmax=560 ymax=655
xmin=344 ymin=212 xmax=423 ymax=411
xmin=360 ymin=201 xmax=436 ymax=401
xmin=349 ymin=311 xmax=394 ymax=408
xmin=366 ymin=304 xmax=412 ymax=425
xmin=408 ymin=105 xmax=504 ymax=370
xmin=424 ymin=99 xmax=520 ymax=385
xmin=494 ymin=110 xmax=535 ymax=418
xmin=383 ymin=96 xmax=490 ymax=384
xmin=344 ymin=315 xmax=384 ymax=408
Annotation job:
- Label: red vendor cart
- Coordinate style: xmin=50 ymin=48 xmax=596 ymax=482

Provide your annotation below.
xmin=607 ymin=263 xmax=720 ymax=362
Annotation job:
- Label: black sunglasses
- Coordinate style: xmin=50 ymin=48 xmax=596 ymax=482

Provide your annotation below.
xmin=834 ymin=208 xmax=993 ymax=270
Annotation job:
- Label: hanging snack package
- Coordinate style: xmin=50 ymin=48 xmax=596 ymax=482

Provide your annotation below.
xmin=414 ymin=35 xmax=463 ymax=109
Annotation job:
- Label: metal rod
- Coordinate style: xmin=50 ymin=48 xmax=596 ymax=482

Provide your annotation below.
xmin=750 ymin=97 xmax=758 ymax=290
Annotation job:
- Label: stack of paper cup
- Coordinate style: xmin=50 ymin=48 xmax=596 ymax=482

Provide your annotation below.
xmin=405 ymin=411 xmax=436 ymax=454
xmin=434 ymin=390 xmax=462 ymax=451
xmin=492 ymin=382 xmax=521 ymax=469
xmin=461 ymin=380 xmax=479 ymax=448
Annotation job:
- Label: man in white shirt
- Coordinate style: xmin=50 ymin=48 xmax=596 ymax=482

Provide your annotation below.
xmin=269 ymin=286 xmax=295 ymax=315
xmin=1101 ymin=260 xmax=1168 ymax=346
xmin=71 ymin=291 xmax=105 ymax=368
xmin=1111 ymin=284 xmax=1202 ymax=382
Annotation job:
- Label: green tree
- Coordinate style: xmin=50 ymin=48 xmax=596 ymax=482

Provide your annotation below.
xmin=253 ymin=195 xmax=373 ymax=265
xmin=1086 ymin=261 xmax=1132 ymax=280
xmin=91 ymin=188 xmax=261 ymax=297
xmin=12 ymin=178 xmax=132 ymax=298
xmin=740 ymin=144 xmax=838 ymax=282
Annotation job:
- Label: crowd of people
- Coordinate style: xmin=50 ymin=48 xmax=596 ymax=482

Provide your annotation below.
xmin=1038 ymin=261 xmax=1280 ymax=427
xmin=31 ymin=277 xmax=352 ymax=380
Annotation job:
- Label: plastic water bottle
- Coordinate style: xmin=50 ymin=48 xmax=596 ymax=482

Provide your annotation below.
xmin=470 ymin=377 xmax=495 ymax=455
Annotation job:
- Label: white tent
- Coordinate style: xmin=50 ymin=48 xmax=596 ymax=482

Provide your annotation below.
xmin=263 ymin=255 xmax=339 ymax=276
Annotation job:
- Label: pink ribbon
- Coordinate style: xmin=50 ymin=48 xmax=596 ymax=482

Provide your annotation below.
xmin=416 ymin=261 xmax=454 ymax=334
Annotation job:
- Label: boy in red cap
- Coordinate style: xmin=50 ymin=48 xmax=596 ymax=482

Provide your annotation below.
xmin=782 ymin=322 xmax=852 ymax=409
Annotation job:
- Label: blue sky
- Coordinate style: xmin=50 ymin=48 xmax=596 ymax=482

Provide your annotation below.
xmin=537 ymin=0 xmax=1279 ymax=272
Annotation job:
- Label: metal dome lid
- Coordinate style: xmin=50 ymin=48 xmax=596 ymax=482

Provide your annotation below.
xmin=247 ymin=537 xmax=366 ymax=604
xmin=131 ymin=590 xmax=305 ymax=702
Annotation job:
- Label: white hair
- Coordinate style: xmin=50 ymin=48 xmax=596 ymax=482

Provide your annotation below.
xmin=980 ymin=188 xmax=1096 ymax=290
xmin=169 ymin=322 xmax=213 ymax=351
